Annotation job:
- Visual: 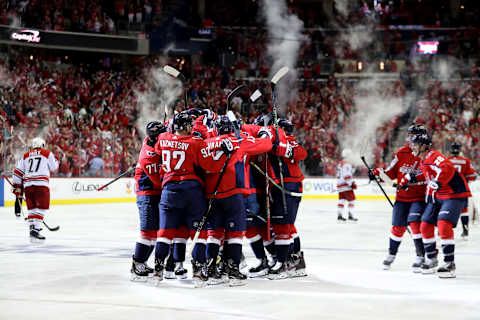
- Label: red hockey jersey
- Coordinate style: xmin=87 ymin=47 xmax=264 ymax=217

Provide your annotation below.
xmin=202 ymin=133 xmax=272 ymax=199
xmin=155 ymin=132 xmax=221 ymax=187
xmin=417 ymin=150 xmax=471 ymax=200
xmin=448 ymin=155 xmax=477 ymax=182
xmin=135 ymin=137 xmax=162 ymax=196
xmin=384 ymin=144 xmax=426 ymax=202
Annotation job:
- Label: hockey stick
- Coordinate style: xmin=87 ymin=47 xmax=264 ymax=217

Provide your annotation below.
xmin=361 ymin=156 xmax=394 ymax=207
xmin=192 ymin=152 xmax=233 ymax=246
xmin=3 ymin=176 xmax=60 ymax=231
xmin=226 ymin=85 xmax=247 ymax=112
xmin=97 ymin=165 xmax=136 ymax=191
xmin=250 ymin=89 xmax=262 ymax=103
xmin=270 ymin=67 xmax=290 ymax=218
xmin=249 ymin=162 xmax=303 ymax=197
xmin=163 ymin=65 xmax=188 ymax=109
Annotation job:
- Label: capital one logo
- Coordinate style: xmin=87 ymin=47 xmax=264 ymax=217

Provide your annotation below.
xmin=11 ymin=29 xmax=41 ymax=43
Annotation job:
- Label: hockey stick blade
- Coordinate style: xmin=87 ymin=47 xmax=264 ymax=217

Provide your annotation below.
xmin=226 ymin=85 xmax=247 ymax=109
xmin=226 ymin=111 xmax=241 ymax=138
xmin=271 ymin=67 xmax=289 ymax=85
xmin=43 ymin=221 xmax=60 ymax=232
xmin=249 ymin=89 xmax=262 ymax=102
xmin=163 ymin=65 xmax=180 ymax=78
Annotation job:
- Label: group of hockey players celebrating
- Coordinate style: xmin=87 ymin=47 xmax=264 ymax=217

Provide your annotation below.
xmin=131 ymin=106 xmax=307 ymax=287
xmin=368 ymin=124 xmax=477 ymax=278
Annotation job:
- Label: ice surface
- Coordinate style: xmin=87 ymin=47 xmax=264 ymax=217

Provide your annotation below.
xmin=1 ymin=199 xmax=479 ymax=320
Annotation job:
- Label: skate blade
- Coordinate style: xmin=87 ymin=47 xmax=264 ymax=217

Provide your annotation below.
xmin=150 ymin=275 xmax=164 ymax=286
xmin=193 ymin=278 xmax=208 ymax=288
xmin=228 ymin=279 xmax=247 ymax=287
xmin=290 ymin=269 xmax=307 ymax=278
xmin=175 ymin=274 xmax=188 ymax=280
xmin=412 ymin=267 xmax=422 ymax=273
xmin=382 ymin=264 xmax=391 ymax=270
xmin=267 ymin=273 xmax=289 ymax=280
xmin=130 ymin=274 xmax=149 ymax=282
xmin=248 ymin=269 xmax=269 ymax=278
xmin=207 ymin=278 xmax=225 ymax=286
xmin=438 ymin=272 xmax=456 ymax=279
xmin=30 ymin=237 xmax=46 ymax=244
xmin=421 ymin=269 xmax=436 ymax=275
xmin=164 ymin=271 xmax=176 ymax=280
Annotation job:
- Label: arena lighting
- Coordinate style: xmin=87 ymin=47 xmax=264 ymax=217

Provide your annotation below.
xmin=29 ymin=55 xmax=33 ymax=60
xmin=357 ymin=61 xmax=363 ymax=71
xmin=379 ymin=61 xmax=385 ymax=71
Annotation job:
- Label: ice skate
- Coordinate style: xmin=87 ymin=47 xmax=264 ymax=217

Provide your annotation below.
xmin=382 ymin=254 xmax=395 ymax=270
xmin=437 ymin=262 xmax=456 ymax=278
xmin=130 ymin=256 xmax=150 ymax=282
xmin=227 ymin=261 xmax=247 ymax=286
xmin=421 ymin=257 xmax=438 ymax=274
xmin=289 ymin=251 xmax=307 ymax=277
xmin=461 ymin=227 xmax=468 ymax=241
xmin=29 ymin=225 xmax=45 ymax=243
xmin=267 ymin=261 xmax=289 ymax=280
xmin=348 ymin=214 xmax=358 ymax=222
xmin=248 ymin=257 xmax=269 ymax=278
xmin=206 ymin=258 xmax=224 ymax=285
xmin=411 ymin=256 xmax=424 ymax=273
xmin=174 ymin=262 xmax=188 ymax=279
xmin=152 ymin=258 xmax=164 ymax=285
xmin=164 ymin=254 xmax=176 ymax=279
xmin=337 ymin=215 xmax=347 ymax=222
xmin=191 ymin=259 xmax=208 ymax=288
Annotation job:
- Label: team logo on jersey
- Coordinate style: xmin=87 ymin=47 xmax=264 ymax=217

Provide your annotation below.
xmin=146 ymin=151 xmax=156 ymax=157
xmin=126 ymin=181 xmax=132 ymax=194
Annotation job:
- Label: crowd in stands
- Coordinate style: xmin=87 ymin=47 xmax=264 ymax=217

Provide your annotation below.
xmin=1 ymin=0 xmax=162 ymax=33
xmin=2 ymin=46 xmax=478 ymax=178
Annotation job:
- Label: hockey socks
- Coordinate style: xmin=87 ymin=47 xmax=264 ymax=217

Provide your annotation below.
xmin=173 ymin=241 xmax=186 ymax=263
xmin=192 ymin=243 xmax=206 ymax=263
xmin=226 ymin=243 xmax=242 ymax=265
xmin=461 ymin=215 xmax=469 ymax=231
xmin=293 ymin=236 xmax=301 ymax=254
xmin=265 ymin=240 xmax=276 ymax=257
xmin=155 ymin=242 xmax=170 ymax=261
xmin=249 ymin=238 xmax=267 ymax=260
xmin=388 ymin=226 xmax=407 ymax=255
xmin=134 ymin=242 xmax=152 ymax=263
xmin=206 ymin=242 xmax=220 ymax=263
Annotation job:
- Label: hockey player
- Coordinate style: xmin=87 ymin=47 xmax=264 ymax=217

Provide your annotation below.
xmin=336 ymin=149 xmax=358 ymax=222
xmin=12 ymin=137 xmax=59 ymax=242
xmin=153 ymin=111 xmax=224 ymax=287
xmin=369 ymin=124 xmax=427 ymax=272
xmin=448 ymin=142 xmax=477 ymax=239
xmin=399 ymin=134 xmax=471 ymax=278
xmin=271 ymin=118 xmax=308 ymax=278
xmin=202 ymin=115 xmax=273 ymax=286
xmin=130 ymin=121 xmax=165 ymax=281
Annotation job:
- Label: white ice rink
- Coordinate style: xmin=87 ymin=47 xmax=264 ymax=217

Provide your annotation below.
xmin=1 ymin=199 xmax=479 ymax=320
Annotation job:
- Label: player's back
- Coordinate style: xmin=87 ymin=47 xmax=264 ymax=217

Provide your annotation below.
xmin=155 ymin=132 xmax=205 ymax=186
xmin=15 ymin=148 xmax=58 ymax=187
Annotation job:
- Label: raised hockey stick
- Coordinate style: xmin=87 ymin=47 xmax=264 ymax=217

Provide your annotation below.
xmin=226 ymin=84 xmax=247 ymax=112
xmin=270 ymin=67 xmax=290 ymax=218
xmin=250 ymin=89 xmax=262 ymax=102
xmin=97 ymin=165 xmax=136 ymax=191
xmin=249 ymin=162 xmax=303 ymax=197
xmin=361 ymin=156 xmax=394 ymax=207
xmin=163 ymin=65 xmax=188 ymax=109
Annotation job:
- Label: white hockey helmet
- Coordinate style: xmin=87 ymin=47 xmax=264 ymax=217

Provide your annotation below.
xmin=341 ymin=148 xmax=352 ymax=159
xmin=31 ymin=137 xmax=46 ymax=149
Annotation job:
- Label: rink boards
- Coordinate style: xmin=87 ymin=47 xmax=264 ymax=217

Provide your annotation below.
xmin=1 ymin=177 xmax=480 ymax=207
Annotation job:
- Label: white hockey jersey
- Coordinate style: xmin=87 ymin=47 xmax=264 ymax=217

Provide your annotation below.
xmin=336 ymin=160 xmax=355 ymax=192
xmin=13 ymin=148 xmax=59 ymax=188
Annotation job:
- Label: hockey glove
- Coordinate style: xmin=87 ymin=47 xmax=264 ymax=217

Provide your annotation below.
xmin=351 ymin=181 xmax=357 ymax=190
xmin=398 ymin=174 xmax=411 ymax=190
xmin=221 ymin=138 xmax=234 ymax=155
xmin=368 ymin=168 xmax=380 ymax=181
xmin=14 ymin=198 xmax=22 ymax=218
xmin=274 ymin=142 xmax=294 ymax=158
xmin=12 ymin=184 xmax=23 ymax=198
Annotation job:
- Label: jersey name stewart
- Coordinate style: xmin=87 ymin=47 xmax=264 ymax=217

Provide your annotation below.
xmin=448 ymin=155 xmax=477 ymax=182
xmin=13 ymin=148 xmax=59 ymax=188
xmin=135 ymin=137 xmax=162 ymax=196
xmin=420 ymin=150 xmax=471 ymax=199
xmin=384 ymin=144 xmax=425 ymax=202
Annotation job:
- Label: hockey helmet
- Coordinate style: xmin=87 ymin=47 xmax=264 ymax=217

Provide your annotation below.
xmin=277 ymin=118 xmax=294 ymax=134
xmin=31 ymin=137 xmax=45 ymax=149
xmin=411 ymin=134 xmax=432 ymax=149
xmin=450 ymin=142 xmax=461 ymax=155
xmin=253 ymin=113 xmax=273 ymax=126
xmin=146 ymin=121 xmax=166 ymax=140
xmin=174 ymin=111 xmax=193 ymax=131
xmin=215 ymin=115 xmax=234 ymax=135
xmin=407 ymin=124 xmax=427 ymax=136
